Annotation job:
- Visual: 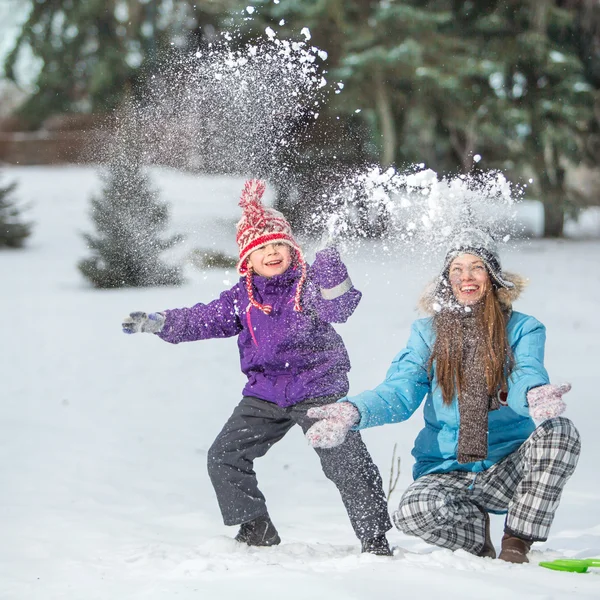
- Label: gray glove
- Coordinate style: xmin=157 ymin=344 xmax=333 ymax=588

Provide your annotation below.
xmin=122 ymin=311 xmax=166 ymax=334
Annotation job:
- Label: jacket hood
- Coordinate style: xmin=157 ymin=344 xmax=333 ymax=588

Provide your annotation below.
xmin=417 ymin=271 xmax=528 ymax=315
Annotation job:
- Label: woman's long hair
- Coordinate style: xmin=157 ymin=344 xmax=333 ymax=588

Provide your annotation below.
xmin=429 ymin=286 xmax=513 ymax=405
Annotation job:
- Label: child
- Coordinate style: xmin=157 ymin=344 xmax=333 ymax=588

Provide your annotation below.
xmin=122 ymin=179 xmax=392 ymax=554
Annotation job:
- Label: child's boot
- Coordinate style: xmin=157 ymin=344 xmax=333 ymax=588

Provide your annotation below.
xmin=361 ymin=534 xmax=392 ymax=556
xmin=498 ymin=532 xmax=532 ymax=564
xmin=235 ymin=514 xmax=281 ymax=547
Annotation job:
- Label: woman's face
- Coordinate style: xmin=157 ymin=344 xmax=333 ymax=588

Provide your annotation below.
xmin=448 ymin=253 xmax=490 ymax=305
xmin=248 ymin=242 xmax=292 ymax=278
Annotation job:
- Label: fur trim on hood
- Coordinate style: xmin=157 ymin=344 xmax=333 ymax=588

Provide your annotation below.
xmin=417 ymin=272 xmax=528 ymax=315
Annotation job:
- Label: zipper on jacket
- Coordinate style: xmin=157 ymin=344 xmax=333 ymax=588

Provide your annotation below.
xmin=246 ymin=306 xmax=259 ymax=347
xmin=468 ymin=471 xmax=479 ymax=491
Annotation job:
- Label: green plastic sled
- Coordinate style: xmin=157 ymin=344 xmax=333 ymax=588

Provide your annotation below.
xmin=539 ymin=558 xmax=600 ymax=573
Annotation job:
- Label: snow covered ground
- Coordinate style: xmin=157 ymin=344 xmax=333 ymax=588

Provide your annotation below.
xmin=1 ymin=165 xmax=599 ymax=599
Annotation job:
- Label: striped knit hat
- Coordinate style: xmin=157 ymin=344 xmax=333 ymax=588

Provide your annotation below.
xmin=236 ymin=179 xmax=306 ymax=314
xmin=440 ymin=227 xmax=514 ymax=290
xmin=432 ymin=227 xmax=514 ymax=304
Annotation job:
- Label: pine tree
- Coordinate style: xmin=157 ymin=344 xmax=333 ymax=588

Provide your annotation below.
xmin=78 ymin=145 xmax=183 ymax=288
xmin=227 ymin=0 xmax=375 ymax=233
xmin=4 ymin=0 xmax=233 ymax=128
xmin=0 ymin=174 xmax=31 ymax=248
xmin=312 ymin=0 xmax=594 ymax=236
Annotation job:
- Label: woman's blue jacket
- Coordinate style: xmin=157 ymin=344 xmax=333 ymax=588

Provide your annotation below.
xmin=346 ymin=311 xmax=549 ymax=479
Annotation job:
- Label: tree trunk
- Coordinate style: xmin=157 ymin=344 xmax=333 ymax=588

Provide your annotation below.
xmin=373 ymin=70 xmax=396 ymax=167
xmin=541 ymin=142 xmax=567 ymax=237
xmin=530 ymin=0 xmax=550 ymax=33
xmin=543 ymin=195 xmax=565 ymax=237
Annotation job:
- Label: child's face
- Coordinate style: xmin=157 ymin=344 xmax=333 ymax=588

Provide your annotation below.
xmin=248 ymin=242 xmax=292 ymax=278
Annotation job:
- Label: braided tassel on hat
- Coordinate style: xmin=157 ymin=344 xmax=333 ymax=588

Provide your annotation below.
xmin=293 ymin=260 xmax=307 ymax=312
xmin=245 ymin=270 xmax=273 ymax=315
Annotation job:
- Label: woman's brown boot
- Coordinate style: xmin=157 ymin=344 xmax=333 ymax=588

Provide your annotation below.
xmin=498 ymin=533 xmax=532 ymax=564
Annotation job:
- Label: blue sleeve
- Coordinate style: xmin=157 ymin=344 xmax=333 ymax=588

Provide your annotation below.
xmin=506 ymin=316 xmax=550 ymax=416
xmin=345 ymin=320 xmax=432 ymax=429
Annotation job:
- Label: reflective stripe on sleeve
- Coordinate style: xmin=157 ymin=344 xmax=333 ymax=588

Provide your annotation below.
xmin=320 ymin=277 xmax=353 ymax=300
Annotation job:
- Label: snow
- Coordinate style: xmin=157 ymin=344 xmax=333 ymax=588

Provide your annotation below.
xmin=2 ymin=164 xmax=600 ymax=599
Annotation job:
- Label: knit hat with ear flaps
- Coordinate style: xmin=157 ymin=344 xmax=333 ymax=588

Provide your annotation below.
xmin=235 ymin=179 xmax=307 ymax=314
xmin=438 ymin=227 xmax=515 ymax=291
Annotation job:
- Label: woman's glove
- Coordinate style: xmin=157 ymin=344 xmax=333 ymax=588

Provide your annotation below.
xmin=122 ymin=311 xmax=165 ymax=334
xmin=526 ymin=383 xmax=571 ymax=420
xmin=305 ymin=402 xmax=360 ymax=449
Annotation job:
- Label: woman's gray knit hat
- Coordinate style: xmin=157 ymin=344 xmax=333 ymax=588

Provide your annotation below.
xmin=439 ymin=227 xmax=515 ymax=290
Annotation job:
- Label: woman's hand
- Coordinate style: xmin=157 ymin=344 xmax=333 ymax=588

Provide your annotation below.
xmin=305 ymin=402 xmax=360 ymax=448
xmin=526 ymin=383 xmax=571 ymax=420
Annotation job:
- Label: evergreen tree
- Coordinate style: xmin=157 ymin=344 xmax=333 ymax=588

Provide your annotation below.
xmin=0 ymin=174 xmax=31 ymax=248
xmin=333 ymin=1 xmax=595 ymax=236
xmin=4 ymin=0 xmax=231 ymax=128
xmin=78 ymin=143 xmax=183 ymax=288
xmin=227 ymin=0 xmax=376 ymax=233
xmin=232 ymin=1 xmax=594 ymax=236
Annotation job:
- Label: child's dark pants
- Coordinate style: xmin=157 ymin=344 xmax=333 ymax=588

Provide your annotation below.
xmin=207 ymin=395 xmax=392 ymax=541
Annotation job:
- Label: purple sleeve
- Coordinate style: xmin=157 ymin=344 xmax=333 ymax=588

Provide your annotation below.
xmin=305 ymin=247 xmax=361 ymax=323
xmin=156 ymin=286 xmax=243 ymax=344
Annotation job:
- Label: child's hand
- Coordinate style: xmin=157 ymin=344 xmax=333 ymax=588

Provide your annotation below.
xmin=122 ymin=311 xmax=166 ymax=334
xmin=305 ymin=402 xmax=360 ymax=449
xmin=311 ymin=247 xmax=350 ymax=291
xmin=526 ymin=383 xmax=570 ymax=421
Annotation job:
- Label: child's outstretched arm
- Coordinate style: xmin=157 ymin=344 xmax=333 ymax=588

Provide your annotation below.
xmin=122 ymin=312 xmax=166 ymax=334
xmin=306 ymin=247 xmax=361 ymax=323
xmin=122 ymin=287 xmax=243 ymax=344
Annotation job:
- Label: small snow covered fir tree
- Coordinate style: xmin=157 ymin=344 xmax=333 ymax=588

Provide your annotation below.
xmin=0 ymin=173 xmax=31 ymax=248
xmin=79 ymin=146 xmax=182 ymax=288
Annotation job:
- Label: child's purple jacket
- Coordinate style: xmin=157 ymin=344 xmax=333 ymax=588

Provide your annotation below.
xmin=156 ymin=248 xmax=361 ymax=407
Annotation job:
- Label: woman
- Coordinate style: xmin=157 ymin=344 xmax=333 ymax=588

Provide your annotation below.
xmin=305 ymin=227 xmax=580 ymax=563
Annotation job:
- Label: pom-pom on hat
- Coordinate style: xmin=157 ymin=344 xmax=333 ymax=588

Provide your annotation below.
xmin=235 ymin=179 xmax=306 ymax=314
xmin=438 ymin=227 xmax=514 ymax=290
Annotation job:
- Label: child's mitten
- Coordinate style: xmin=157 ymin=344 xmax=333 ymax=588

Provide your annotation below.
xmin=526 ymin=383 xmax=571 ymax=420
xmin=305 ymin=402 xmax=360 ymax=448
xmin=311 ymin=247 xmax=351 ymax=291
xmin=122 ymin=311 xmax=165 ymax=334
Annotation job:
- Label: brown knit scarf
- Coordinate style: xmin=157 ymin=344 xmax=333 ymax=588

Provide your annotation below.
xmin=456 ymin=310 xmax=501 ymax=464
